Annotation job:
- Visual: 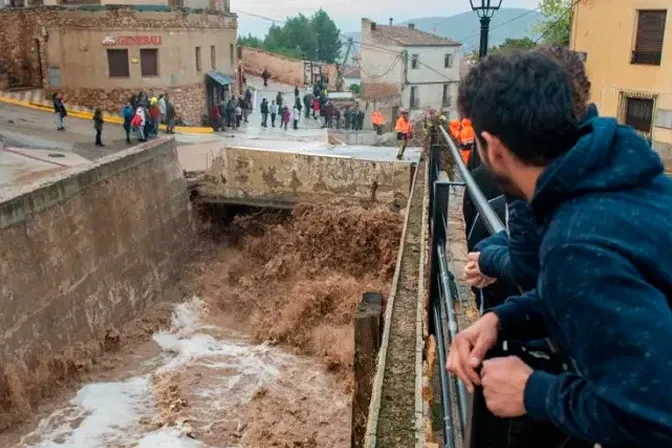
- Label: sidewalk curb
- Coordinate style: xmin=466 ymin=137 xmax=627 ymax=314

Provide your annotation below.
xmin=0 ymin=96 xmax=214 ymax=135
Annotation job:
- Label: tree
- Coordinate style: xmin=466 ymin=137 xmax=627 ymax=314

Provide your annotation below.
xmin=469 ymin=37 xmax=537 ymax=60
xmin=238 ymin=34 xmax=263 ymax=49
xmin=237 ymin=10 xmax=342 ymax=62
xmin=311 ymin=9 xmax=341 ymax=63
xmin=534 ymin=0 xmax=572 ymax=46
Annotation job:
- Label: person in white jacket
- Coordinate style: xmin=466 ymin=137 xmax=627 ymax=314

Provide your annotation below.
xmin=291 ymin=106 xmax=300 ymax=130
xmin=135 ymin=107 xmax=146 ymax=141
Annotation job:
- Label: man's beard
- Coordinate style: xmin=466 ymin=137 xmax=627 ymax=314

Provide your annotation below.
xmin=480 ymin=156 xmax=525 ymax=199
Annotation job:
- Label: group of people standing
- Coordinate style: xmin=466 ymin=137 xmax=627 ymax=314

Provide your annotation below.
xmin=259 ymin=91 xmax=301 ymax=130
xmin=120 ymin=91 xmax=176 ymax=145
xmin=210 ymin=87 xmax=254 ymax=131
xmin=51 ymin=90 xmax=176 ymax=147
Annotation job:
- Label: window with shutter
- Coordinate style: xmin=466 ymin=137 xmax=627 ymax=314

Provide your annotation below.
xmin=632 ymin=10 xmax=667 ymax=65
xmin=140 ymin=49 xmax=158 ymax=77
xmin=625 ymin=97 xmax=654 ymax=134
xmin=107 ymin=49 xmax=129 ymax=78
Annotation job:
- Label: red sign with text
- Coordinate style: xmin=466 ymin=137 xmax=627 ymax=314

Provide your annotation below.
xmin=103 ymin=36 xmax=162 ymax=46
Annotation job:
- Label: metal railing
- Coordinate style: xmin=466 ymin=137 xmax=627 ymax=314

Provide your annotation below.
xmin=427 ymin=125 xmax=505 ymax=448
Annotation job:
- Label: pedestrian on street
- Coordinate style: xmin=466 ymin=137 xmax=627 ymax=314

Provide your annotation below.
xmin=294 ymin=85 xmax=300 ymax=98
xmin=235 ymin=100 xmax=243 ymax=128
xmin=260 ymin=98 xmax=269 ymax=127
xmin=262 ymin=68 xmax=270 ymax=87
xmin=133 ymin=106 xmax=146 ymax=142
xmin=211 ymin=102 xmax=222 ymax=131
xmin=52 ymin=93 xmax=67 ymax=131
xmin=121 ymin=101 xmax=134 ymax=144
xmin=357 ymin=109 xmax=365 ymax=131
xmin=166 ymin=100 xmax=176 ymax=134
xmin=312 ymin=98 xmax=320 ymax=119
xmin=303 ymin=93 xmax=311 ymax=119
xmin=159 ymin=94 xmax=167 ymax=127
xmin=226 ymin=99 xmax=235 ymax=128
xmin=270 ymin=100 xmax=278 ymax=127
xmin=149 ymin=98 xmax=161 ymax=136
xmin=281 ymin=105 xmax=290 ymax=130
xmin=93 ymin=109 xmax=104 ymax=147
xmin=276 ymin=91 xmax=283 ymax=108
xmin=292 ymin=105 xmax=300 ymax=130
xmin=334 ymin=107 xmax=341 ymax=129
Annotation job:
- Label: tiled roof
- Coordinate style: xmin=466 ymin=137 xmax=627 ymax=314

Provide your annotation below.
xmin=370 ymin=24 xmax=461 ymax=47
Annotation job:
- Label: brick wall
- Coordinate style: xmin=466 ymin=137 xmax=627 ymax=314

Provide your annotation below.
xmin=45 ymin=82 xmax=207 ymax=125
xmin=240 ymin=46 xmax=338 ymax=90
xmin=0 ymin=9 xmax=41 ymax=88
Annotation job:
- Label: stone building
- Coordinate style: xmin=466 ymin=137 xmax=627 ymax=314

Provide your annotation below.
xmin=0 ymin=4 xmax=237 ymax=124
xmin=570 ymin=1 xmax=671 ymax=165
xmin=359 ymin=18 xmax=461 ymax=125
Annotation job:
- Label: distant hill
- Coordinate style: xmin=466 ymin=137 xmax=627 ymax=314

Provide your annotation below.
xmin=342 ymin=8 xmax=542 ymax=54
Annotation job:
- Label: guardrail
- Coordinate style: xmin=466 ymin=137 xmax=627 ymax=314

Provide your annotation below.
xmin=427 ymin=125 xmax=505 ymax=448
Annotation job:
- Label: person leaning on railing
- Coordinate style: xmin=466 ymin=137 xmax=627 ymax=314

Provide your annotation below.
xmin=447 ymin=51 xmax=672 ymax=448
xmin=464 ymin=44 xmax=599 ymax=300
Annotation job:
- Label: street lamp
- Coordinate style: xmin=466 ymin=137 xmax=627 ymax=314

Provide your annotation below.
xmin=470 ymin=0 xmax=503 ymax=59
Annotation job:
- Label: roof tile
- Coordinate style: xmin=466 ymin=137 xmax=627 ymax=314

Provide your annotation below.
xmin=370 ymin=24 xmax=460 ymax=47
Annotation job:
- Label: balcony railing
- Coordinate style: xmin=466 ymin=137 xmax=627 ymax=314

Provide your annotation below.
xmin=631 ymin=50 xmax=662 ymax=65
xmin=427 ymin=126 xmax=506 ymax=448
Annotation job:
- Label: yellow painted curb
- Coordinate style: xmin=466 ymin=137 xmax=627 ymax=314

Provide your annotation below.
xmin=0 ymin=95 xmax=213 ymax=135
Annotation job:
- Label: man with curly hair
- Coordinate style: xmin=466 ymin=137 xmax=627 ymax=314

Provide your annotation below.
xmin=448 ymin=51 xmax=672 ymax=447
xmin=466 ymin=45 xmax=598 ymax=299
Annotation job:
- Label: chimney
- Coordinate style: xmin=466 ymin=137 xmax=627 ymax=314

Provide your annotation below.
xmin=371 ymin=21 xmax=376 ymax=31
xmin=408 ymin=23 xmax=415 ymax=30
xmin=389 ymin=17 xmax=393 ymax=26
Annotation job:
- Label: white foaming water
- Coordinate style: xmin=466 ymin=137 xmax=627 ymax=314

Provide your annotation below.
xmin=14 ymin=297 xmax=298 ymax=448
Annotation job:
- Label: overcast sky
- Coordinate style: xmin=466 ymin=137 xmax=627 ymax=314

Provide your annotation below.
xmin=232 ymin=0 xmax=541 ymax=37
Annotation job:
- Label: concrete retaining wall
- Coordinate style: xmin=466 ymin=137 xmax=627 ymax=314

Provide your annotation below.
xmin=0 ymin=138 xmax=194 ymax=370
xmin=200 ymin=147 xmax=412 ymax=208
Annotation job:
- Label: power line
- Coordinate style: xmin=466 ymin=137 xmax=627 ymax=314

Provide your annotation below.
xmin=459 ymin=6 xmax=542 ymax=48
xmin=356 ymin=56 xmax=402 ymax=79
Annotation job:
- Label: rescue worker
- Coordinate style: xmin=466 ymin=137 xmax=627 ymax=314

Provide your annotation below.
xmin=395 ymin=109 xmax=412 ymax=160
xmin=449 ymin=118 xmax=461 ymax=140
xmin=459 ymin=118 xmax=475 ymax=166
xmin=372 ymin=110 xmax=384 ymax=135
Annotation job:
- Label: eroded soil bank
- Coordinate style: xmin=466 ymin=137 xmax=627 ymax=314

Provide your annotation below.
xmin=0 ymin=203 xmax=402 ymax=447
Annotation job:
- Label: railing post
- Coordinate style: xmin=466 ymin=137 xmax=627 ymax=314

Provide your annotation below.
xmin=429 ymin=176 xmax=450 ymax=308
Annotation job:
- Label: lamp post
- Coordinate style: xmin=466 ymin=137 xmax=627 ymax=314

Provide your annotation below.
xmin=470 ymin=0 xmax=503 ymax=59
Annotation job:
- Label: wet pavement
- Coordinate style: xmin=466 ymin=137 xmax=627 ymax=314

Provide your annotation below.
xmin=0 ymin=78 xmax=420 ymax=195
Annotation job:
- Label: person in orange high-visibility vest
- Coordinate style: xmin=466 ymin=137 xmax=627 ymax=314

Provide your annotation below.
xmin=459 ymin=118 xmax=475 ymax=165
xmin=449 ymin=119 xmax=461 ymax=140
xmin=372 ymin=110 xmax=384 ymax=135
xmin=395 ymin=109 xmax=412 ymax=160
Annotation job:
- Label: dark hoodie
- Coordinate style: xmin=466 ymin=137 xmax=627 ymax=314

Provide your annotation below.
xmin=475 ymin=104 xmax=600 ymax=292
xmin=493 ymin=117 xmax=672 ymax=447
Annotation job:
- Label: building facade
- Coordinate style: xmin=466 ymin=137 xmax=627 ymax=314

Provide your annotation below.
xmin=0 ymin=3 xmax=237 ymax=124
xmin=570 ymin=0 xmax=671 ymax=162
xmin=359 ymin=18 xmax=461 ymax=125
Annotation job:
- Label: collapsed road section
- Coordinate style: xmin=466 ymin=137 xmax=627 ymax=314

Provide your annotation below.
xmin=0 ymin=138 xmax=416 ymax=447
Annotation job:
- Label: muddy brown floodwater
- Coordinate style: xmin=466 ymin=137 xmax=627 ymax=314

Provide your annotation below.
xmin=1 ymin=203 xmax=402 ymax=448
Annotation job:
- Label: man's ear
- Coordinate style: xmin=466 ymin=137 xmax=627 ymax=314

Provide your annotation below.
xmin=481 ymin=131 xmax=505 ymax=163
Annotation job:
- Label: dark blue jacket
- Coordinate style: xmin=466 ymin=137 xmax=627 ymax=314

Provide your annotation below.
xmin=475 ymin=197 xmax=540 ymax=291
xmin=475 ymin=104 xmax=600 ymax=292
xmin=493 ymin=117 xmax=672 ymax=447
